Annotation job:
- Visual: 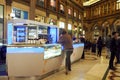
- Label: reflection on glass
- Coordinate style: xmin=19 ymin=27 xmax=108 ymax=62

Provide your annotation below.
xmin=44 ymin=44 xmax=62 ymax=59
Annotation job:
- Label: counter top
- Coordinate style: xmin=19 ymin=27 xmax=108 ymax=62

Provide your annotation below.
xmin=7 ymin=47 xmax=44 ymax=54
xmin=73 ymin=43 xmax=84 ymax=48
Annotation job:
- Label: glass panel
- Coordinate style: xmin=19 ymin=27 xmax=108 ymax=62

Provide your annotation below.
xmin=0 ymin=5 xmax=3 ymax=43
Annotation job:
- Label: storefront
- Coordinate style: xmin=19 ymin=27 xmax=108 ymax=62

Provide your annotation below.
xmin=0 ymin=5 xmax=4 ymax=44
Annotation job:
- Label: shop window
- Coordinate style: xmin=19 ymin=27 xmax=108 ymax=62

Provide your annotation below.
xmin=68 ymin=8 xmax=71 ymax=15
xmin=68 ymin=24 xmax=72 ymax=30
xmin=116 ymin=0 xmax=120 ymax=10
xmin=0 ymin=5 xmax=4 ymax=43
xmin=79 ymin=15 xmax=81 ymax=19
xmin=50 ymin=0 xmax=56 ymax=11
xmin=37 ymin=0 xmax=44 ymax=8
xmin=74 ymin=12 xmax=77 ymax=17
xmin=59 ymin=22 xmax=65 ymax=28
xmin=60 ymin=4 xmax=64 ymax=14
xmin=12 ymin=8 xmax=28 ymax=19
xmin=49 ymin=18 xmax=57 ymax=25
xmin=35 ymin=15 xmax=45 ymax=23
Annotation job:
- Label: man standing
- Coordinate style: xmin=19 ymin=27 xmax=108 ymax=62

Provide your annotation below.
xmin=106 ymin=35 xmax=111 ymax=59
xmin=109 ymin=32 xmax=118 ymax=70
xmin=58 ymin=29 xmax=73 ymax=75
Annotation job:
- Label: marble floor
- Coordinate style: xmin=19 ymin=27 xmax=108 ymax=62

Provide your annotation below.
xmin=0 ymin=52 xmax=109 ymax=80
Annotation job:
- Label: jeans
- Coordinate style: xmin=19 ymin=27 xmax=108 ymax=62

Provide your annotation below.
xmin=97 ymin=47 xmax=102 ymax=56
xmin=65 ymin=50 xmax=73 ymax=71
xmin=106 ymin=48 xmax=111 ymax=58
xmin=116 ymin=51 xmax=120 ymax=63
xmin=109 ymin=51 xmax=116 ymax=68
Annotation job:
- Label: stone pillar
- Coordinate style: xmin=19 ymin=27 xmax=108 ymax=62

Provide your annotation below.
xmin=5 ymin=0 xmax=12 ymax=43
xmin=29 ymin=0 xmax=36 ymax=20
xmin=65 ymin=1 xmax=68 ymax=31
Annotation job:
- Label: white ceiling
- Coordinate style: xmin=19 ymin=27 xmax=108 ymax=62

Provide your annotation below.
xmin=83 ymin=0 xmax=100 ymax=6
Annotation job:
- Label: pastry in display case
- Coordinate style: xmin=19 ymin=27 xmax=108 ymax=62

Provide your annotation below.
xmin=43 ymin=44 xmax=62 ymax=59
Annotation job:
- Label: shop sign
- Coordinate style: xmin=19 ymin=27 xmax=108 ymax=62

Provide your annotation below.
xmin=12 ymin=8 xmax=28 ymax=19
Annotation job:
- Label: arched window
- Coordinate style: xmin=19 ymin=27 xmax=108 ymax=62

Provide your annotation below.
xmin=116 ymin=0 xmax=120 ymax=10
xmin=74 ymin=11 xmax=77 ymax=17
xmin=60 ymin=4 xmax=64 ymax=14
xmin=37 ymin=0 xmax=44 ymax=7
xmin=50 ymin=0 xmax=56 ymax=7
xmin=68 ymin=8 xmax=71 ymax=15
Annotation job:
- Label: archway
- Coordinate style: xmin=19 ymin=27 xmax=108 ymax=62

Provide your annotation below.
xmin=113 ymin=19 xmax=120 ymax=35
xmin=102 ymin=21 xmax=110 ymax=42
xmin=91 ymin=24 xmax=101 ymax=40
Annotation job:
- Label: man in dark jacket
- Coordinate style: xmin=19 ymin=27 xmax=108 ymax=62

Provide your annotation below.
xmin=109 ymin=32 xmax=119 ymax=70
xmin=58 ymin=29 xmax=73 ymax=74
xmin=106 ymin=35 xmax=111 ymax=58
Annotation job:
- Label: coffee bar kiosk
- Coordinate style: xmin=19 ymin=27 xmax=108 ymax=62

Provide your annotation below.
xmin=6 ymin=19 xmax=84 ymax=77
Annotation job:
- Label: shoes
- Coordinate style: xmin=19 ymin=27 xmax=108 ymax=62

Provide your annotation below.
xmin=69 ymin=69 xmax=71 ymax=71
xmin=65 ymin=71 xmax=68 ymax=75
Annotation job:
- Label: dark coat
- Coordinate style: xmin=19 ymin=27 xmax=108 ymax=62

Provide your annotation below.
xmin=110 ymin=38 xmax=118 ymax=53
xmin=97 ymin=39 xmax=103 ymax=49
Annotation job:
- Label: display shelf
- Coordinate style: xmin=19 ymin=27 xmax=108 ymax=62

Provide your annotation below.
xmin=43 ymin=44 xmax=62 ymax=59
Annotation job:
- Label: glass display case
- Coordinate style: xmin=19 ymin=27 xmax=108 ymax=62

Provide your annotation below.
xmin=43 ymin=44 xmax=62 ymax=59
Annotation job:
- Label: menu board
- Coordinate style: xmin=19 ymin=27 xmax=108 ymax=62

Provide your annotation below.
xmin=12 ymin=8 xmax=28 ymax=19
xmin=13 ymin=26 xmax=26 ymax=42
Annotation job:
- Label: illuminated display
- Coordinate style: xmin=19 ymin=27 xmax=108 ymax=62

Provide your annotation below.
xmin=59 ymin=22 xmax=65 ymax=28
xmin=7 ymin=23 xmax=13 ymax=44
xmin=68 ymin=24 xmax=72 ymax=30
xmin=44 ymin=44 xmax=62 ymax=59
xmin=14 ymin=26 xmax=26 ymax=42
